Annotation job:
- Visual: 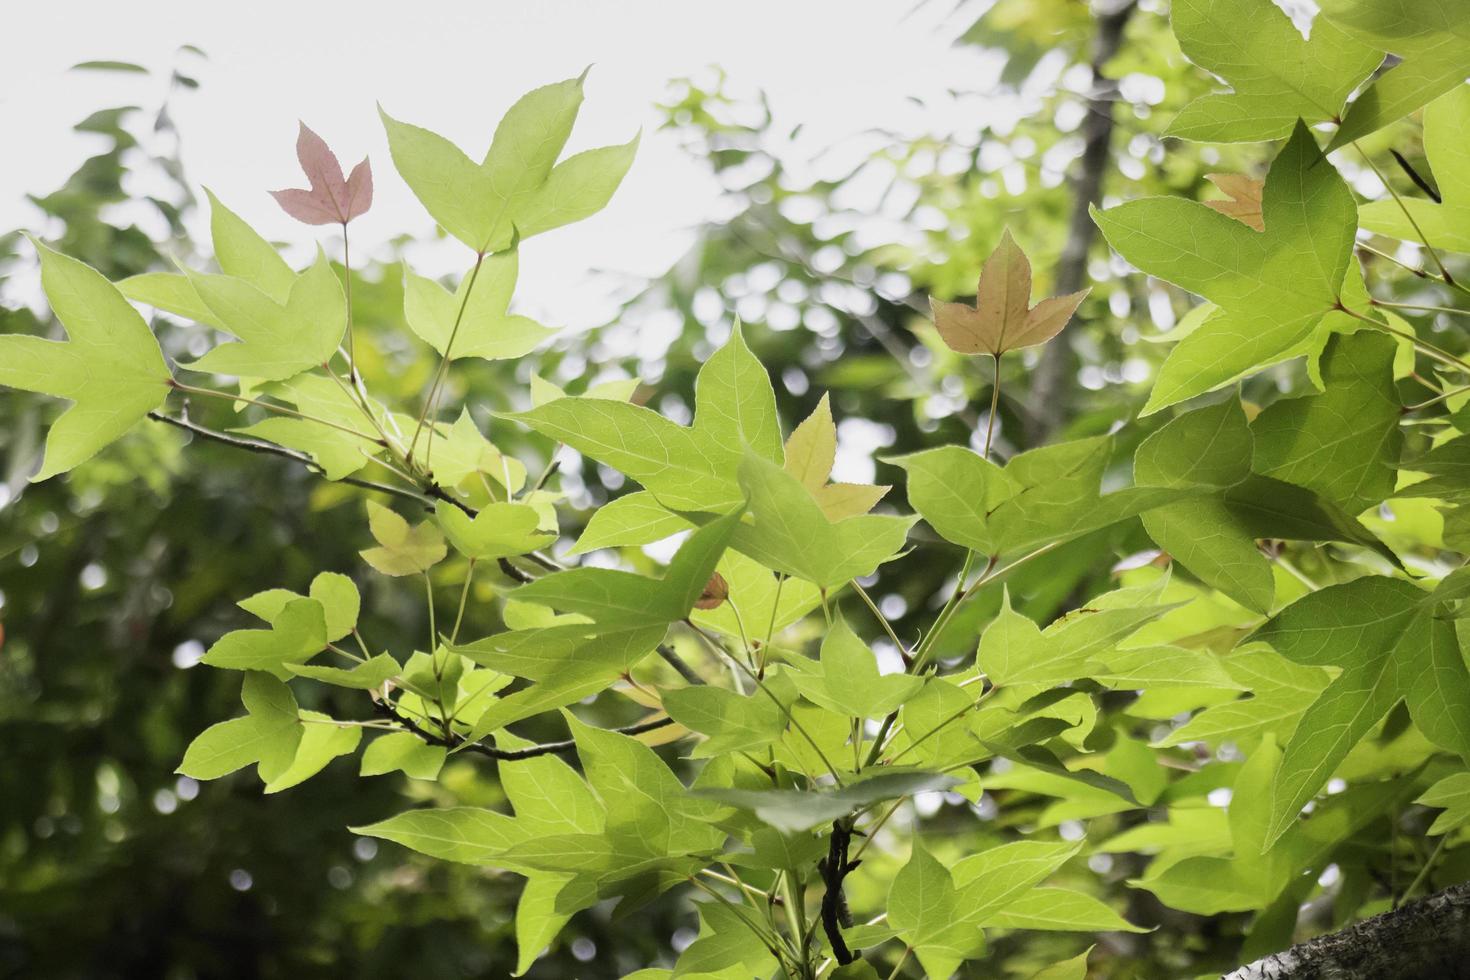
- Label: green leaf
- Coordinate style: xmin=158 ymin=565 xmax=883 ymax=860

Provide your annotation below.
xmin=892 ymin=436 xmax=1181 ymax=559
xmin=694 ymin=320 xmax=785 ymax=465
xmin=119 ymin=190 xmax=296 ymax=322
xmin=1248 ymin=576 xmax=1466 ymax=845
xmin=232 ymin=374 xmax=387 ymax=482
xmin=695 ymin=769 xmax=960 ymax=834
xmin=691 ymin=550 xmax=824 ymax=640
xmin=286 ymin=652 xmax=400 ymax=690
xmin=515 ymin=874 xmax=580 ymax=975
xmin=1155 ymin=645 xmax=1331 ymax=748
xmin=1 ymin=241 xmax=171 ymax=480
xmin=1094 ymin=123 xmax=1358 ymax=413
xmin=359 ymin=731 xmax=446 ymax=780
xmin=352 ymin=806 xmax=526 ymax=863
xmin=982 ymin=889 xmax=1145 ymax=932
xmin=360 ymin=500 xmax=447 ymax=576
xmin=178 ymin=673 xmax=302 ymax=782
xmin=673 ymin=901 xmax=780 ymax=978
xmin=790 ymin=616 xmax=924 ymax=718
xmin=734 ymin=453 xmax=916 ymax=589
xmin=1251 ymin=332 xmax=1402 ymax=514
xmin=1166 ymin=0 xmax=1380 ymax=142
xmin=205 ymin=189 xmax=296 ymax=298
xmin=567 ymin=714 xmax=725 ymax=855
xmin=497 ymin=732 xmax=605 ymax=835
xmin=182 ymin=250 xmax=345 ymax=381
xmin=1418 ymin=773 xmax=1470 ymax=834
xmin=1359 ymin=84 xmax=1470 ymax=253
xmin=1323 ymin=0 xmax=1470 ymax=148
xmin=455 ymin=625 xmax=667 ymax=736
xmin=568 ymin=490 xmax=690 ymax=555
xmin=509 ymin=322 xmax=779 ymax=512
xmin=239 ymin=571 xmax=360 ymax=642
xmin=951 ymin=840 xmax=1082 ymax=922
xmin=1022 ymin=948 xmax=1094 ymax=980
xmin=889 ymin=843 xmax=984 ymax=979
xmin=663 ymin=686 xmax=786 ymax=758
xmin=978 ymin=585 xmax=1178 ymax=686
xmin=403 ymin=251 xmax=554 ymax=361
xmin=202 ymin=597 xmax=328 ymax=678
xmin=510 ymin=509 xmax=739 ymax=628
xmin=436 ymin=500 xmax=556 ymax=561
xmin=1135 ymin=397 xmax=1272 ymax=611
xmin=380 ymin=74 xmax=637 ymax=253
xmin=264 ymin=711 xmax=361 ymax=793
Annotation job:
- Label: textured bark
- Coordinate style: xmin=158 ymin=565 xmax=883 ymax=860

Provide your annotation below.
xmin=1224 ymin=883 xmax=1470 ymax=980
xmin=1024 ymin=0 xmax=1137 ymax=445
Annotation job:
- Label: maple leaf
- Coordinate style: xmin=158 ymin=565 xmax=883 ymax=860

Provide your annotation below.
xmin=928 ymin=229 xmax=1088 ymax=358
xmin=1203 ymin=174 xmax=1264 ymax=231
xmin=271 ymin=122 xmax=373 ymax=226
xmin=1323 ymin=0 xmax=1470 ymax=149
xmin=783 ymin=393 xmax=889 ymax=521
xmin=1359 ymin=84 xmax=1470 ymax=254
xmin=1093 ymin=121 xmax=1364 ymax=414
xmin=1167 ymin=0 xmax=1380 ymax=143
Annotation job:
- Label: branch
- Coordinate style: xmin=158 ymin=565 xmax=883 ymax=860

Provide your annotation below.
xmin=819 ymin=820 xmax=860 ymax=965
xmin=148 ymin=411 xmax=436 ymax=511
xmin=1224 ymin=882 xmax=1470 ymax=980
xmin=1025 ymin=0 xmax=1138 ymax=444
xmin=371 ymin=698 xmax=675 ymax=761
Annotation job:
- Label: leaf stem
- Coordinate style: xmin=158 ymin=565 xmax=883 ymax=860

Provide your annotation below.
xmin=983 ymin=353 xmax=1001 ymax=460
xmin=1403 ymin=833 xmax=1449 ymax=904
xmin=1354 ymin=141 xmax=1458 ymax=288
xmin=410 ymin=251 xmax=487 ymax=470
xmin=851 ymin=580 xmax=909 ymax=664
xmin=451 ymin=559 xmax=476 ymax=645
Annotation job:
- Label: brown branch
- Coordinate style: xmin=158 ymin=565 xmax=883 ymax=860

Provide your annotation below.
xmin=371 ymin=698 xmax=675 ymax=761
xmin=149 ymin=411 xmax=436 ymax=511
xmin=1223 ymin=882 xmax=1470 ymax=980
xmin=1025 ymin=0 xmax=1138 ymax=444
xmin=819 ymin=820 xmax=860 ymax=965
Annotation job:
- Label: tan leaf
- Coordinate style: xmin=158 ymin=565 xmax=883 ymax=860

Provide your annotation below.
xmin=780 ymin=394 xmax=889 ymax=519
xmin=784 ymin=393 xmax=837 ymax=491
xmin=928 ymin=229 xmax=1089 ymax=357
xmin=814 ymin=482 xmax=891 ymax=522
xmin=1203 ymin=173 xmax=1264 ymax=231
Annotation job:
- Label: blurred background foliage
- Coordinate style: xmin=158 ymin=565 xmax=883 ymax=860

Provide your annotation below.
xmin=2 ymin=2 xmax=1464 ymax=977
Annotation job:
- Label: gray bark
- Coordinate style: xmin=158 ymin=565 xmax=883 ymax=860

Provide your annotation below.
xmin=1224 ymin=883 xmax=1470 ymax=980
xmin=1024 ymin=0 xmax=1137 ymax=445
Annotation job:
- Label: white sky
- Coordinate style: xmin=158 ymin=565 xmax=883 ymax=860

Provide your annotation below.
xmin=3 ymin=0 xmax=994 ymax=330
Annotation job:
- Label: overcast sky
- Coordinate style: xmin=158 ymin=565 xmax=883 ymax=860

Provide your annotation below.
xmin=3 ymin=0 xmax=996 ymax=329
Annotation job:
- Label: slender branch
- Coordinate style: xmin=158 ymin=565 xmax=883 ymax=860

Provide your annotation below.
xmin=147 ymin=411 xmax=435 ymax=510
xmin=372 ymin=697 xmax=674 ymax=761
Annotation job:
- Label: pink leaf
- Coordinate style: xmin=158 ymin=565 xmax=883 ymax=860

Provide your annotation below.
xmin=270 ymin=122 xmax=373 ymax=225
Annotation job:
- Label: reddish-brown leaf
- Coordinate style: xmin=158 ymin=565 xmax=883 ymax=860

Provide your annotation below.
xmin=694 ymin=572 xmax=729 ymax=611
xmin=928 ymin=229 xmax=1089 ymax=357
xmin=270 ymin=122 xmax=373 ymax=225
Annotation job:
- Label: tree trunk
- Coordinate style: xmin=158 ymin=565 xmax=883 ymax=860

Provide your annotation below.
xmin=1024 ymin=0 xmax=1137 ymax=444
xmin=1224 ymin=883 xmax=1470 ymax=980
